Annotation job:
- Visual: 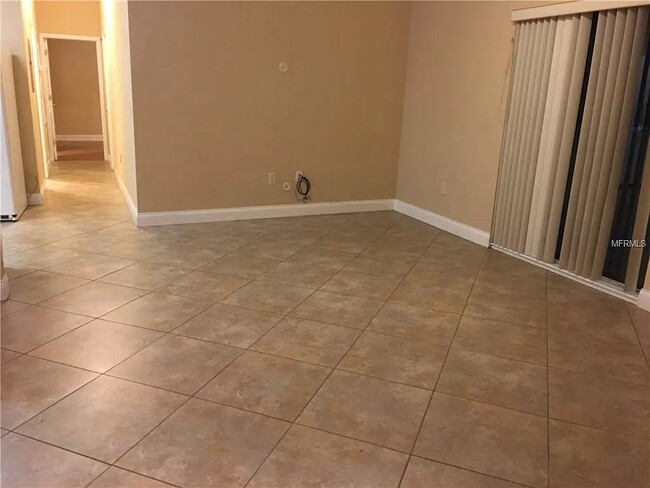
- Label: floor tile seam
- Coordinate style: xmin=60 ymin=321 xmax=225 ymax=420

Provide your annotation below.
xmin=315 ymin=235 xmax=426 ymax=488
xmin=13 ymin=215 xmax=627 ymax=486
xmin=109 ymin=340 xmax=249 ymax=471
xmin=345 ymin=327 xmax=455 ymax=348
xmin=241 ymin=219 xmax=409 ymax=483
xmin=7 ymin=430 xmax=113 ymax=466
xmin=31 ymin=282 xmax=149 ymax=321
xmin=359 ymin=328 xmax=455 ymax=349
xmin=400 ymin=256 xmax=483 ymax=484
xmin=126 ymin=287 xmax=237 ymax=331
xmin=430 ymin=390 xmax=548 ymax=419
xmin=625 ymin=304 xmax=650 ymax=365
xmin=237 ymin=220 xmax=397 ymax=350
xmin=238 ymin=346 xmax=336 ymax=370
xmin=6 ymin=314 xmax=96 ymax=355
xmin=446 ymin=344 xmax=548 ymax=368
xmin=7 ymin=369 xmax=104 ymax=434
xmin=2 ymin=269 xmax=38 ymax=283
xmin=10 ymin=297 xmax=225 ymax=433
xmin=191 ymin=231 xmax=272 ymax=272
xmin=319 ymin=270 xmax=405 ymax=298
xmin=40 ymin=248 xmax=135 ymax=281
xmin=289 ymin=420 xmax=414 ymax=456
xmin=544 ymin=415 xmax=650 ymax=441
xmin=87 ymin=245 xmax=227 ymax=271
xmin=8 ymin=300 xmax=221 ymax=357
xmin=132 ymin=329 xmax=650 ymax=392
xmin=331 ymin=366 xmax=435 ymax=394
xmin=3 ymin=227 xmax=107 ymax=256
xmin=83 ymin=464 xmax=183 ymax=488
xmin=38 ymin=256 xmax=140 ymax=282
xmin=545 ymin=364 xmax=650 ymax=389
xmin=241 ymin=286 xmax=322 ymax=352
xmin=545 ymin=325 xmax=643 ymax=348
xmin=11 ymin=273 xmax=92 ymax=305
xmin=543 ymin=356 xmax=650 ymax=385
xmin=14 ymin=219 xmax=126 ymax=245
xmin=286 ymin=307 xmax=380 ymax=332
xmin=406 ymin=451 xmax=535 ymax=488
xmin=244 ymin=250 xmax=387 ymax=356
xmin=460 ymin=311 xmax=548 ymax=330
xmin=0 ymin=351 xmax=24 ymax=366
xmin=253 ymin=273 xmax=335 ymax=292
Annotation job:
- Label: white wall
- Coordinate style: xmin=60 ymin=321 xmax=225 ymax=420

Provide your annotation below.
xmin=100 ymin=0 xmax=137 ymax=217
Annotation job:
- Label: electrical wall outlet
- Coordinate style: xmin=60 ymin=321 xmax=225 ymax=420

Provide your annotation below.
xmin=268 ymin=172 xmax=277 ymax=185
xmin=441 ymin=182 xmax=447 ymax=196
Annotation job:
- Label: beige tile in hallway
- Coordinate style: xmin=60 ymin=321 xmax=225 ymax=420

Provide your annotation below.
xmin=1 ymin=160 xmax=648 ymax=487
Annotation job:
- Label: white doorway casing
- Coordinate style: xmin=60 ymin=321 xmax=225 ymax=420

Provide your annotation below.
xmin=38 ymin=33 xmax=110 ymax=170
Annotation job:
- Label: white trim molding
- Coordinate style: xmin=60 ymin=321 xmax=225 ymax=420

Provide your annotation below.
xmin=638 ymin=288 xmax=650 ymax=312
xmin=114 ymin=174 xmax=137 ymax=224
xmin=137 ymin=199 xmax=395 ymax=227
xmin=26 ymin=180 xmax=46 ymax=206
xmin=512 ymin=1 xmax=650 ymax=22
xmin=56 ymin=135 xmax=103 ymax=142
xmin=1 ymin=274 xmax=9 ymax=302
xmin=26 ymin=193 xmax=44 ymax=206
xmin=137 ymin=198 xmax=491 ymax=246
xmin=393 ymin=200 xmax=491 ymax=247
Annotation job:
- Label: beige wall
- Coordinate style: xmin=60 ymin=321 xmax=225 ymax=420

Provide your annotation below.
xmin=1 ymin=0 xmax=45 ymax=196
xmin=397 ymin=1 xmax=542 ymax=232
xmin=34 ymin=0 xmax=101 ymax=37
xmin=48 ymin=39 xmax=102 ymax=136
xmin=128 ymin=1 xmax=411 ymax=213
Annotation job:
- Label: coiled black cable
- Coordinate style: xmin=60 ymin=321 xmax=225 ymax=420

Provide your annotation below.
xmin=297 ymin=174 xmax=311 ymax=201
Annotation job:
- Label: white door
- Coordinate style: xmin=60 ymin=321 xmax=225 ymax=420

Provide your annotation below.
xmin=40 ymin=38 xmax=58 ymax=162
xmin=95 ymin=39 xmax=110 ymax=162
xmin=1 ymin=54 xmax=28 ymax=218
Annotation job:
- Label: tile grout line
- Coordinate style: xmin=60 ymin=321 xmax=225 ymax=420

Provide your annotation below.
xmin=624 ymin=303 xmax=650 ymax=368
xmin=397 ymin=240 xmax=484 ymax=488
xmin=8 ymin=224 xmax=650 ymax=470
xmin=88 ymin=213 xmax=398 ymax=486
xmin=241 ymin=215 xmax=417 ymax=487
xmin=7 ymin=276 xmax=233 ymax=437
xmin=5 ymin=223 xmax=500 ymax=480
xmin=9 ymin=203 xmax=645 ymax=486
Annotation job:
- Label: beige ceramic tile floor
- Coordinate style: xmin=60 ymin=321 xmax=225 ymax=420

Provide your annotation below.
xmin=1 ymin=161 xmax=649 ymax=488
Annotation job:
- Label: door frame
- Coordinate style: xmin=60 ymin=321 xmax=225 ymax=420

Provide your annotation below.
xmin=38 ymin=33 xmax=111 ymax=167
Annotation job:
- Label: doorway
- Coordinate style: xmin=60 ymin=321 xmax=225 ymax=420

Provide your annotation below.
xmin=38 ymin=34 xmax=109 ymax=166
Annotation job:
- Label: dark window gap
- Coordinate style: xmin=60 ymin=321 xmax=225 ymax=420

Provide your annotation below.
xmin=554 ymin=12 xmax=599 ymax=260
xmin=602 ymin=19 xmax=650 ymax=286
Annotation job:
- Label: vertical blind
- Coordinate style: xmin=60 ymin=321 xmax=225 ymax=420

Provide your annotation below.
xmin=493 ymin=6 xmax=649 ymax=291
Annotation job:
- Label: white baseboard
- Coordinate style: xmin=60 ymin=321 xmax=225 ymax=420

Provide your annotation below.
xmin=114 ymin=174 xmax=138 ymax=224
xmin=135 ymin=198 xmax=490 ymax=250
xmin=393 ymin=200 xmax=490 ymax=247
xmin=56 ymin=135 xmax=103 ymax=142
xmin=26 ymin=180 xmax=46 ymax=206
xmin=137 ymin=199 xmax=395 ymax=227
xmin=638 ymin=288 xmax=650 ymax=312
xmin=1 ymin=274 xmax=9 ymax=301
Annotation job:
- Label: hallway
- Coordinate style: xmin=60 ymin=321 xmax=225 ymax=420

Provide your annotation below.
xmin=56 ymin=142 xmax=105 ymax=161
xmin=1 ymin=162 xmax=649 ymax=487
